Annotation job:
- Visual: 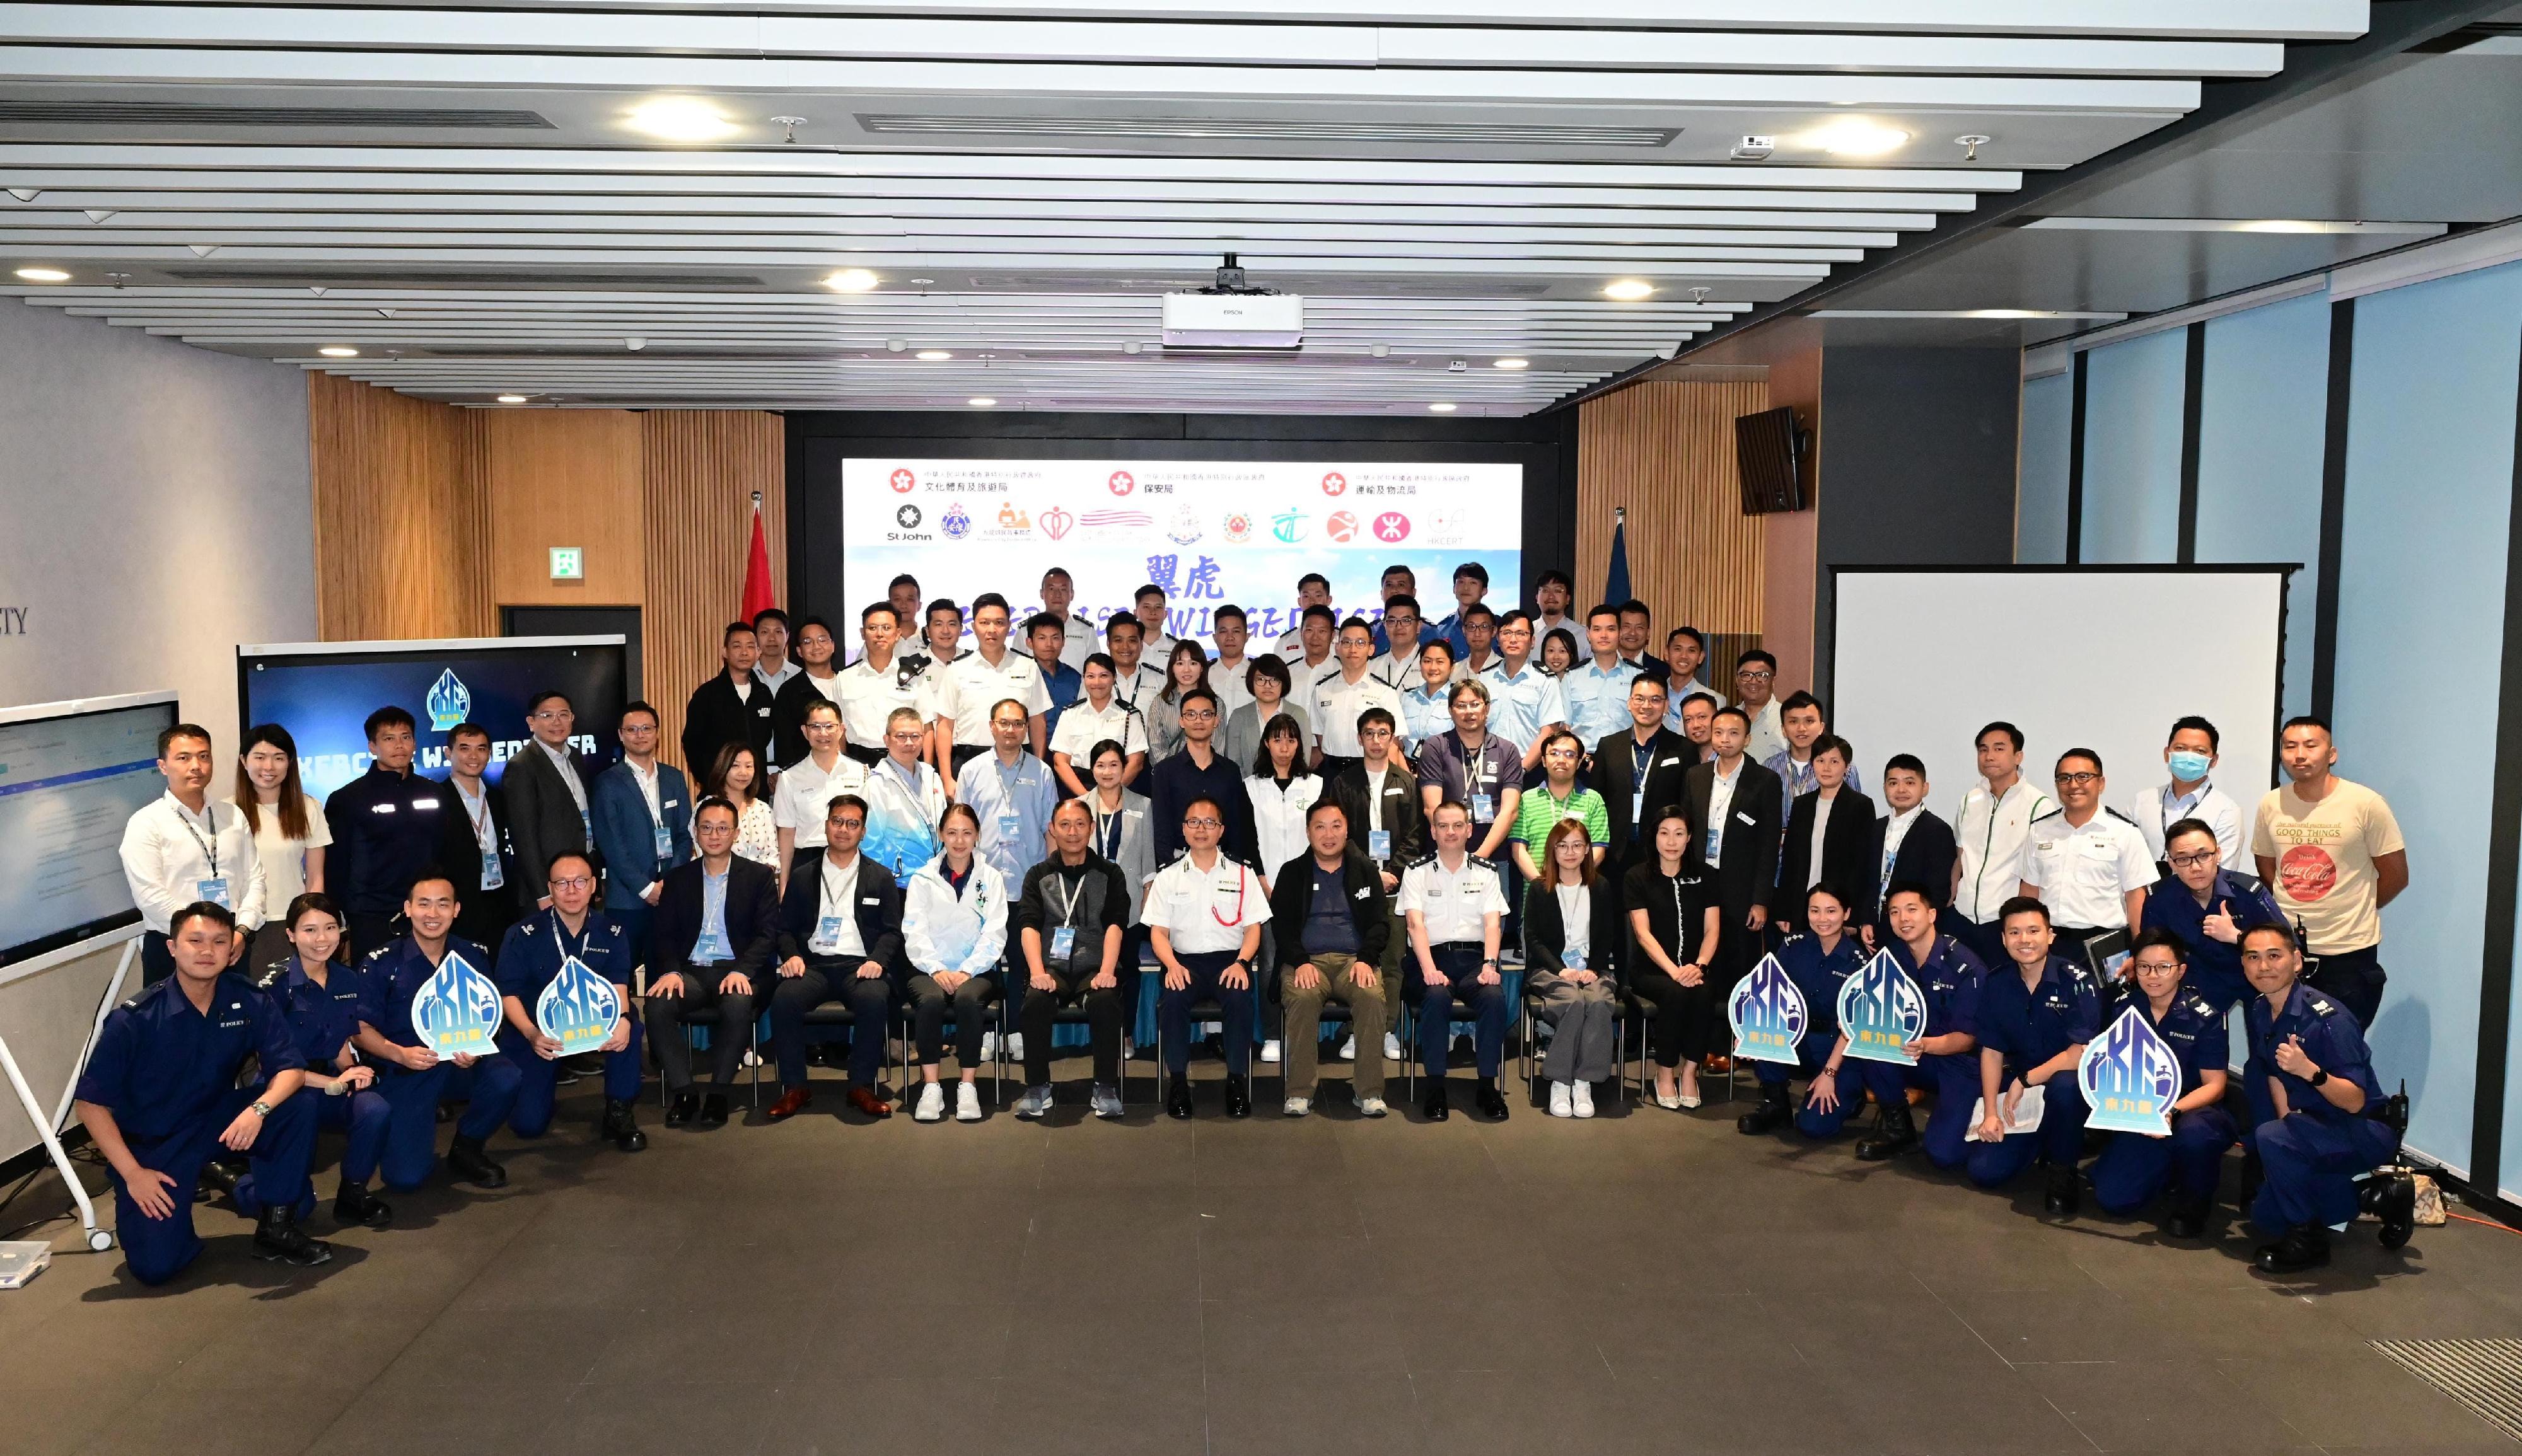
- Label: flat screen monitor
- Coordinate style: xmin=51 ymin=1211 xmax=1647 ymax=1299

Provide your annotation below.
xmin=0 ymin=692 xmax=179 ymax=969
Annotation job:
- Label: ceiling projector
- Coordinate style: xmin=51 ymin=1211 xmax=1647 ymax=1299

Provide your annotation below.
xmin=1163 ymin=253 xmax=1303 ymax=350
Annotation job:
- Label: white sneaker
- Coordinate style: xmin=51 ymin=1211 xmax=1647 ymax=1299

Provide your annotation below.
xmin=1358 ymin=1096 xmax=1388 ymax=1118
xmin=1260 ymin=1039 xmax=1282 ymax=1063
xmin=955 ymin=1082 xmax=983 ymax=1122
xmin=1549 ymin=1082 xmax=1573 ymax=1118
xmin=1571 ymin=1081 xmax=1595 ymax=1119
xmin=1383 ymin=1033 xmax=1402 ymax=1061
xmin=980 ymin=1031 xmax=998 ymax=1060
xmin=1283 ymin=1096 xmax=1310 ymax=1117
xmin=1339 ymin=1036 xmax=1357 ymax=1060
xmin=1005 ymin=1033 xmax=1025 ymax=1061
xmin=914 ymin=1082 xmax=945 ymax=1122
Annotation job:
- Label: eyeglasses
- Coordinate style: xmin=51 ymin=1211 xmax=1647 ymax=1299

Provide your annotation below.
xmin=830 ymin=818 xmax=864 ymax=831
xmin=1180 ymin=709 xmax=1218 ymax=722
xmin=2055 ymin=771 xmax=2100 ymax=787
xmin=550 ymin=875 xmax=593 ymax=890
xmin=530 ymin=709 xmax=573 ymax=722
xmin=2167 ymin=849 xmax=2219 ymax=870
xmin=1184 ymin=817 xmax=1223 ymax=829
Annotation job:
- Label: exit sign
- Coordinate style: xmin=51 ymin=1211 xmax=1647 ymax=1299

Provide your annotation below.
xmin=549 ymin=546 xmax=584 ymax=581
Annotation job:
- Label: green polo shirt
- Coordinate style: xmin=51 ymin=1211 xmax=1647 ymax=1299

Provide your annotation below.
xmin=1511 ymin=780 xmax=1609 ymax=850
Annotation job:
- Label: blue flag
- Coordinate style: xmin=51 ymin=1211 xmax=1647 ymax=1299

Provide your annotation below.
xmin=1605 ymin=509 xmax=1632 ymax=604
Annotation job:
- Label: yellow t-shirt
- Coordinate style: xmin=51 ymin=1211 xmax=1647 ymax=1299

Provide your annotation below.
xmin=2252 ymin=778 xmax=2404 ymax=955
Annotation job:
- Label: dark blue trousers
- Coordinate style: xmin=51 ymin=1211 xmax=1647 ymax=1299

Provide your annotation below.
xmin=1965 ymin=1078 xmax=2090 ymax=1187
xmin=376 ymin=1055 xmax=521 ymax=1192
xmin=1857 ymin=1053 xmax=1980 ymax=1169
xmin=1750 ymin=1031 xmax=1865 ymax=1139
xmin=499 ymin=1021 xmax=645 ymax=1136
xmin=2090 ymin=1106 xmax=2240 ymax=1213
xmin=1159 ymin=949 xmax=1256 ymax=1077
xmin=113 ymin=1084 xmax=316 ymax=1286
xmin=313 ymin=1084 xmax=392 ymax=1186
xmin=1415 ymin=942 xmax=1507 ymax=1080
xmin=2246 ymin=1111 xmax=2399 ymax=1234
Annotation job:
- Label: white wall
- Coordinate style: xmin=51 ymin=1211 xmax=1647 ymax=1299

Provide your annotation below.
xmin=0 ymin=296 xmax=314 ymax=748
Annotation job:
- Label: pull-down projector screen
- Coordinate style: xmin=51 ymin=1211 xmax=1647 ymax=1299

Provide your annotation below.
xmin=1831 ymin=567 xmax=2291 ymax=826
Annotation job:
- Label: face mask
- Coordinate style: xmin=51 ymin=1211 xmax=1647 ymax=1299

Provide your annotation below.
xmin=2168 ymin=750 xmax=2211 ymax=782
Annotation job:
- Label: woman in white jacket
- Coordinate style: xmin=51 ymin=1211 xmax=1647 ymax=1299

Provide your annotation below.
xmin=1245 ymin=711 xmax=1321 ymax=1064
xmin=902 ymin=802 xmax=1009 ymax=1123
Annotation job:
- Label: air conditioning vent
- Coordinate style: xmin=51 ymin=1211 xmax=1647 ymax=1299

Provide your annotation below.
xmin=857 ymin=113 xmax=1678 ymax=147
xmin=162 ymin=267 xmax=764 ymax=288
xmin=0 ymin=100 xmax=554 ymax=128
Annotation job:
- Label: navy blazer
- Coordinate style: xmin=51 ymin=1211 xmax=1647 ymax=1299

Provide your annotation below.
xmin=590 ymin=761 xmax=695 ymax=903
xmin=654 ymin=855 xmax=782 ymax=984
xmin=1856 ymin=808 xmax=1959 ymax=926
xmin=776 ymin=850 xmax=907 ymax=974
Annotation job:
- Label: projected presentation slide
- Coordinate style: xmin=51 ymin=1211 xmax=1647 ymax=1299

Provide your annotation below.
xmin=840 ymin=458 xmax=1525 ymax=650
xmin=240 ymin=637 xmax=628 ymax=802
xmin=0 ymin=697 xmax=177 ymax=966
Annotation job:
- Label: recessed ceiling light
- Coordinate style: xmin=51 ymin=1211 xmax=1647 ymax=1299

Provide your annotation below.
xmin=1428 ymin=402 xmax=1458 ymax=413
xmin=1493 ymin=357 xmax=1530 ymax=370
xmin=825 ymin=267 xmax=880 ymax=292
xmin=318 ymin=346 xmax=359 ymax=357
xmin=497 ymin=394 xmax=528 ymax=403
xmin=1603 ymin=279 xmax=1654 ymax=301
xmin=909 ymin=277 xmax=935 ymax=285
xmin=968 ymin=396 xmax=997 ymax=407
xmin=13 ymin=266 xmax=68 ymax=282
xmin=627 ymin=96 xmax=738 ymax=143
xmin=1803 ymin=119 xmax=1911 ymax=157
xmin=916 ymin=350 xmax=953 ymax=361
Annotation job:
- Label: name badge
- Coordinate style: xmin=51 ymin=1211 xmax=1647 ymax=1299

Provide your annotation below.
xmin=1561 ymin=807 xmax=1587 ymax=823
xmin=810 ymin=913 xmax=847 ymax=955
xmin=1632 ymin=789 xmax=1644 ymax=824
xmin=694 ymin=929 xmax=730 ymax=962
xmin=1735 ymin=810 xmax=1755 ymax=827
xmin=579 ymin=808 xmax=595 ymax=845
xmin=1368 ymin=829 xmax=1392 ymax=860
xmin=997 ymin=812 xmax=1021 ymax=840
xmin=480 ymin=850 xmax=505 ymax=891
xmin=1566 ymin=954 xmax=1585 ymax=973
xmin=654 ymin=823 xmax=674 ymax=860
xmin=1470 ymin=792 xmax=1494 ymax=821
xmin=1705 ymin=825 xmax=1723 ymax=862
xmin=197 ymin=877 xmax=231 ymax=909
xmin=1050 ymin=926 xmax=1077 ymax=961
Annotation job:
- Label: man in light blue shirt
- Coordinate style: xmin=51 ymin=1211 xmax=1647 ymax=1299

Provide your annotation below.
xmin=1660 ymin=626 xmax=1724 ymax=727
xmin=1426 ymin=561 xmax=1491 ymax=659
xmin=1762 ymin=689 xmax=1864 ymax=799
xmin=1480 ymin=610 xmax=1569 ymax=772
xmin=956 ymin=698 xmax=1057 ymax=889
xmin=1562 ymin=603 xmax=1641 ymax=749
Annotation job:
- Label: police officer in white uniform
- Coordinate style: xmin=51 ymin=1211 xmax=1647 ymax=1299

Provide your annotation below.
xmin=1272 ymin=572 xmax=1334 ymax=657
xmin=1144 ymin=795 xmax=1271 ymax=1121
xmin=1397 ymin=800 xmax=1512 ymax=1123
xmin=1310 ymin=618 xmax=1405 ymax=781
xmin=1039 ymin=567 xmax=1098 ymax=674
xmin=835 ymin=601 xmax=923 ymax=765
xmin=772 ymin=702 xmax=869 ymax=888
xmin=1366 ymin=594 xmax=1427 ymax=690
xmin=2016 ymin=747 xmax=2158 ymax=959
xmin=1950 ymin=720 xmax=2052 ymax=969
xmin=934 ymin=592 xmax=1054 ymax=788
xmin=1049 ymin=652 xmax=1151 ymax=795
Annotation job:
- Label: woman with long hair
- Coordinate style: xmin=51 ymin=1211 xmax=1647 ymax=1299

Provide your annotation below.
xmin=1244 ymin=712 xmax=1320 ymax=1067
xmin=1523 ymin=818 xmax=1622 ymax=1117
xmin=1144 ymin=638 xmax=1215 ymax=763
xmin=1625 ymin=806 xmax=1723 ymax=1109
xmin=233 ymin=723 xmax=330 ymax=970
xmin=900 ymin=802 xmax=1009 ymax=1123
xmin=707 ymin=741 xmax=780 ymax=868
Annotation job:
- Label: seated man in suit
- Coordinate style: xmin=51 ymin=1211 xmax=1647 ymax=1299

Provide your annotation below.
xmin=590 ymin=701 xmax=694 ymax=970
xmin=646 ymin=797 xmax=782 ymax=1129
xmin=1857 ymin=754 xmax=1957 ymax=943
xmin=765 ymin=794 xmax=906 ymax=1121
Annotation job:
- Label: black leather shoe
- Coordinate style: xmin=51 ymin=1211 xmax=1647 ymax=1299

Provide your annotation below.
xmin=198 ymin=1158 xmax=242 ymax=1205
xmin=1422 ymin=1083 xmax=1450 ymax=1122
xmin=665 ymin=1092 xmax=698 ymax=1127
xmin=2255 ymin=1227 xmax=2331 ymax=1273
xmin=447 ymin=1134 xmax=508 ymax=1189
xmin=698 ymin=1094 xmax=730 ymax=1130
xmin=1854 ymin=1106 xmax=1918 ymax=1162
xmin=603 ymin=1099 xmax=649 ymax=1152
xmin=1224 ymin=1074 xmax=1252 ymax=1119
xmin=252 ymin=1206 xmax=334 ymax=1268
xmin=332 ymin=1182 xmax=392 ymax=1229
xmin=2365 ymin=1170 xmax=2417 ymax=1250
xmin=2164 ymin=1198 xmax=2207 ymax=1240
xmin=1735 ymin=1091 xmax=1793 ymax=1136
xmin=1166 ymin=1077 xmax=1194 ymax=1120
xmin=1475 ymin=1081 xmax=1509 ymax=1121
xmin=2043 ymin=1167 xmax=2081 ymax=1218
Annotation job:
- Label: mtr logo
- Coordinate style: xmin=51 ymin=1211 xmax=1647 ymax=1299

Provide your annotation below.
xmin=1373 ymin=512 xmax=1410 ymax=542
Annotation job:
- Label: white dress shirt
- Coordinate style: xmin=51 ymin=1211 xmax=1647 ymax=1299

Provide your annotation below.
xmin=120 ymin=792 xmax=269 ymax=933
xmin=774 ymin=752 xmax=870 ymax=847
xmin=1050 ymin=696 xmax=1148 ymax=766
xmin=1206 ymin=657 xmax=1256 ymax=722
xmin=1310 ymin=669 xmax=1406 ymax=760
xmin=808 ymin=853 xmax=868 ymax=958
xmin=2016 ymin=808 xmax=2159 ymax=930
xmin=833 ymin=656 xmax=918 ymax=749
xmin=1144 ymin=850 xmax=1271 ymax=954
xmin=1398 ymin=852 xmax=1509 ymax=944
xmin=2127 ymin=777 xmax=2246 ymax=866
xmin=1704 ymin=758 xmax=1743 ymax=869
xmin=936 ymin=648 xmax=1054 ymax=745
xmin=1953 ymin=779 xmax=2053 ymax=923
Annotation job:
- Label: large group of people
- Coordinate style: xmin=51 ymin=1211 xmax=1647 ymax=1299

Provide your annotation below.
xmin=93 ymin=560 xmax=2418 ymax=1287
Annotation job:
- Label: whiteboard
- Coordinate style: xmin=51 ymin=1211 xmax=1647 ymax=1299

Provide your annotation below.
xmin=1831 ymin=569 xmax=2290 ymax=833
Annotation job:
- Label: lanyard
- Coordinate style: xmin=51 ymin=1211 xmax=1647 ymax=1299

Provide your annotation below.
xmin=459 ymin=785 xmax=493 ymax=844
xmin=173 ymin=801 xmax=218 ymax=877
xmin=548 ymin=913 xmax=585 ymax=964
xmin=1093 ymin=800 xmax=1123 ymax=859
xmin=1631 ymin=735 xmax=1653 ymax=784
xmin=1200 ymin=858 xmax=1248 ymax=927
xmin=819 ymin=857 xmax=855 ymax=920
xmin=1047 ymin=867 xmax=1082 ymax=928
xmin=1462 ymin=741 xmax=1491 ymax=795
xmin=2158 ymin=782 xmax=2202 ymax=843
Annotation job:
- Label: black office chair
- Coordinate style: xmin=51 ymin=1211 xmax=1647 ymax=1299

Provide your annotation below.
xmin=897 ymin=995 xmax=1004 ymax=1107
xmin=651 ymin=1003 xmax=765 ymax=1112
xmin=1621 ymin=989 xmax=1739 ymax=1106
xmin=798 ymin=1000 xmax=903 ymax=1098
xmin=1518 ymin=990 xmax=1627 ymax=1109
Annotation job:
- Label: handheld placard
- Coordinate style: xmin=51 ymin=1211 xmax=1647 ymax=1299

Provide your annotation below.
xmin=1837 ymin=949 xmax=1929 ymax=1067
xmin=1725 ymin=953 xmax=1808 ymax=1065
xmin=2077 ymin=1004 xmax=2179 ymax=1137
xmin=410 ymin=949 xmax=501 ymax=1058
xmin=535 ymin=954 xmax=624 ymax=1057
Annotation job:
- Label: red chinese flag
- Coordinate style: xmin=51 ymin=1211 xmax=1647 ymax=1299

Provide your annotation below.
xmin=740 ymin=497 xmax=776 ymax=621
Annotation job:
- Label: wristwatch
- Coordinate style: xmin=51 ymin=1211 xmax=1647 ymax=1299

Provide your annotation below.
xmin=250 ymin=1099 xmax=274 ymax=1118
xmin=1482 ymin=957 xmax=1499 ymax=968
xmin=2309 ymin=1068 xmax=2330 ymax=1087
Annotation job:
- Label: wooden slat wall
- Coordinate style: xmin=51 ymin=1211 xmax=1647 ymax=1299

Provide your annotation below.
xmin=307 ymin=372 xmax=492 ymax=640
xmin=1575 ymin=379 xmax=1770 ymax=637
xmin=642 ymin=410 xmax=786 ymax=773
xmin=486 ymin=409 xmax=647 ymax=607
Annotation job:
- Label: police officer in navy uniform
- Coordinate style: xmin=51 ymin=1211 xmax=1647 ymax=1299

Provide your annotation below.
xmin=2238 ymin=922 xmax=2414 ymax=1272
xmin=1967 ymin=896 xmax=2101 ymax=1216
xmin=325 ymin=705 xmax=458 ymax=957
xmin=2088 ymin=928 xmax=2238 ymax=1238
xmin=2139 ymin=816 xmax=2288 ymax=1015
xmin=257 ymin=891 xmax=394 ymax=1229
xmin=353 ymin=870 xmax=520 ymax=1193
xmin=1852 ymin=882 xmax=1985 ymax=1168
xmin=493 ymin=850 xmax=648 ymax=1153
xmin=1737 ymin=883 xmax=1868 ymax=1141
xmin=71 ymin=901 xmax=332 ymax=1285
